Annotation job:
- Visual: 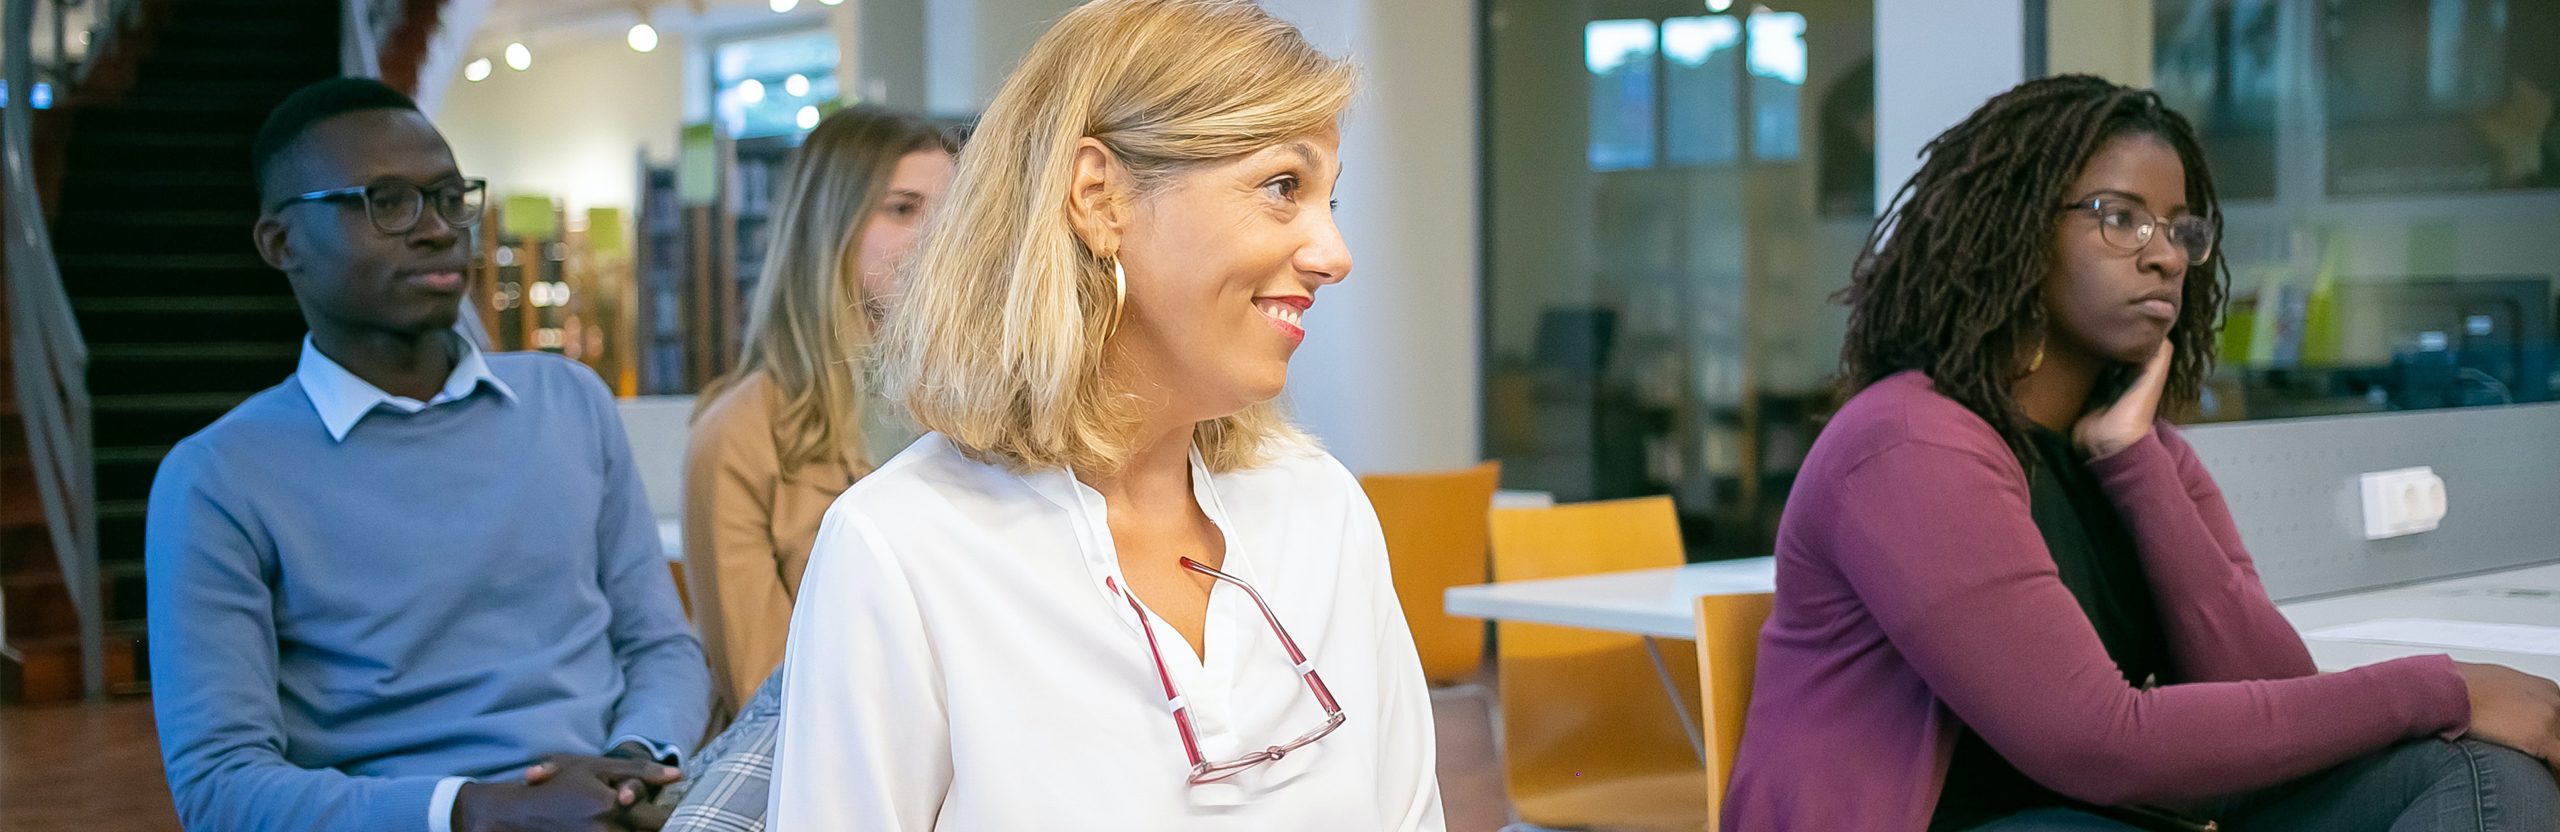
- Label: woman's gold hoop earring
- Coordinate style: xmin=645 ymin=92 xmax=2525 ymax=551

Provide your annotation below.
xmin=1104 ymin=258 xmax=1129 ymax=339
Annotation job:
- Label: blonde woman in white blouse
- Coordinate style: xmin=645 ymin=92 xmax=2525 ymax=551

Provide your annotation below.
xmin=765 ymin=0 xmax=1444 ymax=829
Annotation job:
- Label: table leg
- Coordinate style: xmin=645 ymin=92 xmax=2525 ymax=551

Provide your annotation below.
xmin=1642 ymin=635 xmax=1708 ymax=766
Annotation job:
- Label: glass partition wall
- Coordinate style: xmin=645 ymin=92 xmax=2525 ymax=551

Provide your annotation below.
xmin=1484 ymin=0 xmax=2557 ymax=559
xmin=1483 ymin=0 xmax=1875 ymax=558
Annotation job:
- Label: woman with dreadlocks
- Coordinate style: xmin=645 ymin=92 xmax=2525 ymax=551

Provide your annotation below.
xmin=1722 ymin=75 xmax=2560 ymax=831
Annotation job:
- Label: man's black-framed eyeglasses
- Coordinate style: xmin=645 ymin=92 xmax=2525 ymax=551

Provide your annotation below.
xmin=274 ymin=177 xmax=487 ymax=235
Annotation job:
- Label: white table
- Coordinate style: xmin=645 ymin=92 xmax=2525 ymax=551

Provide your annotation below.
xmin=1443 ymin=556 xmax=1775 ymax=763
xmin=1443 ymin=556 xmax=1777 ymax=639
xmin=2280 ymin=561 xmax=2560 ymax=680
xmin=1446 ymin=558 xmax=2560 ymax=674
xmin=1445 ymin=557 xmax=2560 ymax=764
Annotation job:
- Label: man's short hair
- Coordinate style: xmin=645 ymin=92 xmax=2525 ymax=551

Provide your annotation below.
xmin=251 ymin=77 xmax=420 ymax=204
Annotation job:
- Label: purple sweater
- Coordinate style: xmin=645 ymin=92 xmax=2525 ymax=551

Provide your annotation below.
xmin=1723 ymin=371 xmax=2470 ymax=831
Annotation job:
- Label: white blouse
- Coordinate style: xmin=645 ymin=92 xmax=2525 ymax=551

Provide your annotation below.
xmin=768 ymin=434 xmax=1446 ymax=831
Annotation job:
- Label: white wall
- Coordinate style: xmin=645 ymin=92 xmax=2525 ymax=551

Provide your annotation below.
xmin=1260 ymin=0 xmax=1484 ymax=475
xmin=923 ymin=0 xmax=1082 ymax=118
xmin=1874 ymin=0 xmax=2024 ymax=212
xmin=434 ymin=34 xmax=687 ymax=215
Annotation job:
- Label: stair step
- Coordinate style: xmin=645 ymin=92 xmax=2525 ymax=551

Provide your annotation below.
xmin=1 ymin=621 xmax=151 ymax=703
xmin=71 ymin=107 xmax=269 ymax=135
xmin=169 ymin=0 xmax=338 ymax=13
xmin=66 ymin=134 xmax=256 ymax=173
xmin=153 ymin=26 xmax=336 ymax=55
xmin=94 ymin=446 xmax=172 ymax=506
xmin=73 ymin=296 xmax=305 ymax=347
xmin=89 ymin=343 xmax=296 ymax=397
xmin=52 ymin=218 xmax=262 ymax=259
xmin=58 ymin=252 xmax=268 ymax=271
xmin=126 ymin=79 xmax=316 ymax=104
xmin=75 ymin=131 xmax=253 ymax=151
xmin=98 ymin=500 xmax=146 ymax=565
xmin=3 ymin=562 xmax=149 ymax=639
xmin=109 ymin=93 xmax=307 ymax=114
xmin=57 ymin=257 xmax=281 ymax=298
xmin=68 ymin=168 xmax=252 ymax=188
xmin=0 ymin=524 xmax=53 ymax=576
xmin=94 ymin=393 xmax=255 ymax=447
xmin=57 ymin=209 xmax=260 ymax=229
xmin=140 ymin=48 xmax=336 ymax=79
xmin=52 ymin=178 xmax=260 ymax=217
xmin=94 ymin=392 xmax=257 ymax=412
xmin=75 ymin=295 xmax=298 ymax=313
xmin=92 ymin=342 xmax=298 ymax=362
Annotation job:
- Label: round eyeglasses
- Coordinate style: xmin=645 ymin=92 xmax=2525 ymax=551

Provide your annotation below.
xmin=1107 ymin=558 xmax=1346 ymax=785
xmin=274 ymin=177 xmax=487 ymax=235
xmin=2060 ymin=196 xmax=2216 ymax=266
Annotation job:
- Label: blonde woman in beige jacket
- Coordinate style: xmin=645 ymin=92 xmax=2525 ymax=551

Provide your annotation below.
xmin=683 ymin=106 xmax=955 ymax=713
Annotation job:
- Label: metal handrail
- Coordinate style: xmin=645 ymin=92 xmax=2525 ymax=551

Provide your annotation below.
xmin=5 ymin=0 xmax=104 ymax=700
xmin=341 ymin=0 xmax=381 ymax=78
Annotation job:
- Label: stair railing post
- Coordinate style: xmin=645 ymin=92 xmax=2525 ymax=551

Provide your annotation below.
xmin=7 ymin=0 xmax=107 ymax=702
xmin=340 ymin=0 xmax=381 ymax=78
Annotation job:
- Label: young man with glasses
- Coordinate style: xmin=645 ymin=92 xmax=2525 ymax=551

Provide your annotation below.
xmin=146 ymin=77 xmax=710 ymax=832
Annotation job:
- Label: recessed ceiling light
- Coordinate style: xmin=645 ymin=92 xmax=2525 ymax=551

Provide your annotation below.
xmin=796 ymin=105 xmax=820 ymax=130
xmin=784 ymin=73 xmax=809 ymax=97
xmin=739 ymin=78 xmax=765 ymax=104
xmin=627 ymin=23 xmax=658 ymax=53
xmin=504 ymin=42 xmax=531 ymax=71
xmin=464 ymin=58 xmax=492 ymax=81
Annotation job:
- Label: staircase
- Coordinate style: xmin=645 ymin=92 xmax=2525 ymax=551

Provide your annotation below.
xmin=3 ymin=0 xmax=340 ymax=701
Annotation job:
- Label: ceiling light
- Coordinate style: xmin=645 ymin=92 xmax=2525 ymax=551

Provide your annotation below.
xmin=464 ymin=58 xmax=492 ymax=82
xmin=820 ymin=0 xmax=844 ymax=5
xmin=770 ymin=0 xmax=797 ymax=12
xmin=1706 ymin=0 xmax=1733 ymax=10
xmin=796 ymin=105 xmax=820 ymax=130
xmin=739 ymin=78 xmax=765 ymax=104
xmin=504 ymin=42 xmax=531 ymax=71
xmin=784 ymin=73 xmax=809 ymax=97
xmin=627 ymin=23 xmax=658 ymax=52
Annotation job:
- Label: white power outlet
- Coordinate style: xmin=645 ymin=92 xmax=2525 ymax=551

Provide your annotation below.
xmin=2359 ymin=466 xmax=2448 ymax=540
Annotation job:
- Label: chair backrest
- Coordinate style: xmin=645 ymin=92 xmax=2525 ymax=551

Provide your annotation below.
xmin=1487 ymin=496 xmax=1709 ymax=827
xmin=1360 ymin=461 xmax=1502 ymax=685
xmin=616 ymin=395 xmax=697 ymax=519
xmin=1696 ymin=591 xmax=1774 ymax=832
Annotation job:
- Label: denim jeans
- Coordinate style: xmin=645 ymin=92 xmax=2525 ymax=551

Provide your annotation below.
xmin=1971 ymin=739 xmax=2560 ymax=832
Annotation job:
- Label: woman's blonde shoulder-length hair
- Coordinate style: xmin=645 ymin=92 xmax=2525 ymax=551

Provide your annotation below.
xmin=698 ymin=105 xmax=954 ymax=475
xmin=876 ymin=0 xmax=1355 ymax=476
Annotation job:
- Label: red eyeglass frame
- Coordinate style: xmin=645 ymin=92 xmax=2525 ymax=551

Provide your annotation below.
xmin=1107 ymin=557 xmax=1346 ymax=784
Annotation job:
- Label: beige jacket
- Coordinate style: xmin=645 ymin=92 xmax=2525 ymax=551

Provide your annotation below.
xmin=681 ymin=372 xmax=868 ymax=711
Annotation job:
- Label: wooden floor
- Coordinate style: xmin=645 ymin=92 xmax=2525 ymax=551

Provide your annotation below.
xmin=0 ymin=690 xmax=1517 ymax=831
xmin=0 ymin=697 xmax=182 ymax=832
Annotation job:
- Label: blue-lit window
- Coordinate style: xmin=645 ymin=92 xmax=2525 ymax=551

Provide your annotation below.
xmin=713 ymin=30 xmax=840 ymax=139
xmin=1586 ymin=10 xmax=1807 ymax=171
xmin=1664 ymin=16 xmax=1743 ymax=166
xmin=1747 ymin=12 xmax=1806 ymax=160
xmin=1587 ymin=19 xmax=1660 ymax=171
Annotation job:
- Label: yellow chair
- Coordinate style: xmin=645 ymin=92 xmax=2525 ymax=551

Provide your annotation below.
xmin=1488 ymin=496 xmax=1712 ymax=832
xmin=1361 ymin=461 xmax=1502 ymax=686
xmin=1695 ymin=592 xmax=1774 ymax=832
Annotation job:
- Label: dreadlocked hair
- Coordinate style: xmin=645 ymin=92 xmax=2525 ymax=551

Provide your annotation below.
xmin=1837 ymin=73 xmax=2228 ymax=465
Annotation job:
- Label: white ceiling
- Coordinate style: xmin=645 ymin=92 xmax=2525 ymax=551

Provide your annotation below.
xmin=470 ymin=0 xmax=839 ymax=52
